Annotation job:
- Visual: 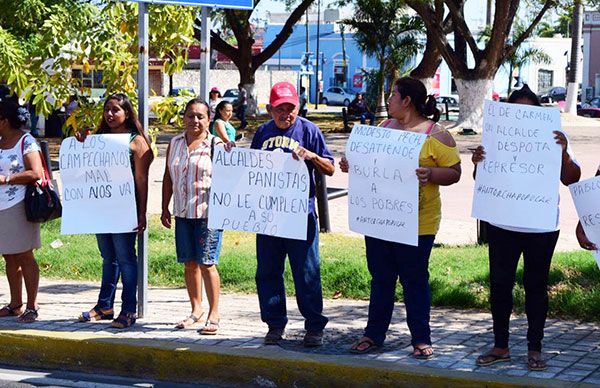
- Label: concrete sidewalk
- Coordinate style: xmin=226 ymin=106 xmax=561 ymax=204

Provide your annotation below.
xmin=1 ymin=278 xmax=599 ymax=386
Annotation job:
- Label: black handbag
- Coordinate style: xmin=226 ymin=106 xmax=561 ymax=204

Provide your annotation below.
xmin=21 ymin=137 xmax=62 ymax=223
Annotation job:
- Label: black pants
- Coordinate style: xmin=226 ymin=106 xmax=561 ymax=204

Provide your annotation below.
xmin=487 ymin=224 xmax=559 ymax=352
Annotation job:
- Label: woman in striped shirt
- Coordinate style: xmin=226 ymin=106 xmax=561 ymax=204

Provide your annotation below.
xmin=161 ymin=98 xmax=233 ymax=334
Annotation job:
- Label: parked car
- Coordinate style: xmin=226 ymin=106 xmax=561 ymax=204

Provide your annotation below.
xmin=436 ymin=95 xmax=459 ymax=114
xmin=169 ymin=87 xmax=196 ymax=96
xmin=577 ymin=96 xmax=600 ymax=118
xmin=539 ymin=86 xmax=567 ymax=103
xmin=221 ymin=88 xmax=239 ymax=104
xmin=321 ymin=87 xmax=355 ymax=106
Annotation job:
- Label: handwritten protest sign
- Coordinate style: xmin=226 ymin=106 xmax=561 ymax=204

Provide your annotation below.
xmin=472 ymin=100 xmax=562 ymax=230
xmin=208 ymin=147 xmax=310 ymax=240
xmin=59 ymin=134 xmax=137 ymax=234
xmin=345 ymin=124 xmax=427 ymax=246
xmin=569 ymin=176 xmax=600 ymax=267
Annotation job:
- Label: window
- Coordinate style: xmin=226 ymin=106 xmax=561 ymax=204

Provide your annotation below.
xmin=71 ymin=68 xmax=106 ymax=89
xmin=538 ymin=69 xmax=553 ymax=91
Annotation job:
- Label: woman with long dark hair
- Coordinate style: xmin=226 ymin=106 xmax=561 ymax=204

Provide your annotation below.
xmin=210 ymin=100 xmax=236 ymax=142
xmin=341 ymin=77 xmax=461 ymax=358
xmin=78 ymin=93 xmax=153 ymax=329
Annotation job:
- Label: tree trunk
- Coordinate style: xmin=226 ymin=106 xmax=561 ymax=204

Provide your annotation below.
xmin=565 ymin=0 xmax=583 ymax=114
xmin=239 ymin=68 xmax=258 ymax=117
xmin=418 ymin=78 xmax=434 ymax=94
xmin=375 ymin=56 xmax=388 ymax=118
xmin=454 ymin=78 xmax=494 ymax=131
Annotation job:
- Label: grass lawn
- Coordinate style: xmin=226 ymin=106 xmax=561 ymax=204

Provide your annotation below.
xmin=7 ymin=216 xmax=598 ymax=322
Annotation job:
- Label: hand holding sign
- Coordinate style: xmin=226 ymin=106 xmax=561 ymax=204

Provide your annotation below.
xmin=569 ymin=176 xmax=600 ymax=268
xmin=59 ymin=134 xmax=137 ymax=234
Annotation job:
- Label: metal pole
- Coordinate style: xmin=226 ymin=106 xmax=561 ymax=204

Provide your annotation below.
xmin=315 ymin=171 xmax=331 ymax=232
xmin=200 ymin=7 xmax=212 ymax=101
xmin=136 ymin=1 xmax=149 ymax=318
xmin=315 ymin=0 xmax=321 ymax=110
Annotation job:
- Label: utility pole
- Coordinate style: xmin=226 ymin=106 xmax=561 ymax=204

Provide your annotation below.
xmin=314 ymin=0 xmax=321 ymax=109
xmin=340 ymin=24 xmax=347 ymax=87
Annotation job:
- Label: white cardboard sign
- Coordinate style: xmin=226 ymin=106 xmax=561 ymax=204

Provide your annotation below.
xmin=59 ymin=134 xmax=137 ymax=234
xmin=208 ymin=147 xmax=310 ymax=240
xmin=472 ymin=100 xmax=562 ymax=230
xmin=569 ymin=176 xmax=600 ymax=267
xmin=345 ymin=124 xmax=427 ymax=246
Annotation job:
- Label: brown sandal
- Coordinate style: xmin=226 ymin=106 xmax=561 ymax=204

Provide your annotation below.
xmin=528 ymin=352 xmax=547 ymax=371
xmin=0 ymin=304 xmax=23 ymax=317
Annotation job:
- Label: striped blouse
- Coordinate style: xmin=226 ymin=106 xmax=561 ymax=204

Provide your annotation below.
xmin=167 ymin=132 xmax=221 ymax=219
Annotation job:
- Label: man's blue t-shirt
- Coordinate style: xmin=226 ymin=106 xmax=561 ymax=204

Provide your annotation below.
xmin=250 ymin=116 xmax=334 ymax=213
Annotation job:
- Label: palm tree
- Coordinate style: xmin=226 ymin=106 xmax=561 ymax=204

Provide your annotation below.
xmin=342 ymin=0 xmax=423 ymax=118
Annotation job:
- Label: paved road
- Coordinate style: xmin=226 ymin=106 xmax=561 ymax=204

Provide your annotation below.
xmin=0 ymin=365 xmax=218 ymax=387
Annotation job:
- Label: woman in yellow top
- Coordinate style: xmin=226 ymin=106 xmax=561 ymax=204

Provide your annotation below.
xmin=341 ymin=77 xmax=461 ymax=357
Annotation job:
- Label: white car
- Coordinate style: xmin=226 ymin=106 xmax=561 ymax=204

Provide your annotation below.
xmin=321 ymin=87 xmax=355 ymax=106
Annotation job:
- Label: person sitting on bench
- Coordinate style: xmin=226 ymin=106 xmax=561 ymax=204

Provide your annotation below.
xmin=348 ymin=93 xmax=375 ymax=126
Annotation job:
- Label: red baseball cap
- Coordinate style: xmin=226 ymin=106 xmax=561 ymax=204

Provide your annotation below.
xmin=269 ymin=82 xmax=299 ymax=107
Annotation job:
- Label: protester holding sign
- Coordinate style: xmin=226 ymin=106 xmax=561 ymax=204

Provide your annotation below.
xmin=341 ymin=77 xmax=461 ymax=358
xmin=250 ymin=82 xmax=334 ymax=347
xmin=0 ymin=100 xmax=43 ymax=323
xmin=77 ymin=93 xmax=153 ymax=329
xmin=472 ymin=85 xmax=580 ymax=371
xmin=210 ymin=100 xmax=236 ymax=142
xmin=575 ymin=166 xmax=600 ymax=252
xmin=161 ymin=98 xmax=233 ymax=334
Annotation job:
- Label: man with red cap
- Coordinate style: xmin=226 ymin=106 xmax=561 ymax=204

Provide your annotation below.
xmin=250 ymin=81 xmax=334 ymax=347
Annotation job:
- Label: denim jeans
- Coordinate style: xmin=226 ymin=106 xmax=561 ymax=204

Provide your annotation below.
xmin=95 ymin=232 xmax=138 ymax=314
xmin=487 ymin=224 xmax=559 ymax=352
xmin=357 ymin=112 xmax=376 ymax=125
xmin=235 ymin=105 xmax=247 ymax=129
xmin=255 ymin=213 xmax=328 ymax=332
xmin=363 ymin=235 xmax=435 ymax=346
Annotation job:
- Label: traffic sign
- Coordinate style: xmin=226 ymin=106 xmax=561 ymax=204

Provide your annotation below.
xmin=128 ymin=0 xmax=253 ymax=10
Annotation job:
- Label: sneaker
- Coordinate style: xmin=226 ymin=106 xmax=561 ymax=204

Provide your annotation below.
xmin=303 ymin=330 xmax=324 ymax=347
xmin=264 ymin=327 xmax=285 ymax=345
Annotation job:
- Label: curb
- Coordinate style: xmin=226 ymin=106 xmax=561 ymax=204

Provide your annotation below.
xmin=0 ymin=330 xmax=593 ymax=387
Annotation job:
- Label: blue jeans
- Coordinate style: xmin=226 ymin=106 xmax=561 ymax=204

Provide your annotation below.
xmin=255 ymin=213 xmax=328 ymax=331
xmin=364 ymin=235 xmax=435 ymax=346
xmin=95 ymin=233 xmax=138 ymax=314
xmin=357 ymin=112 xmax=376 ymax=125
xmin=236 ymin=105 xmax=247 ymax=129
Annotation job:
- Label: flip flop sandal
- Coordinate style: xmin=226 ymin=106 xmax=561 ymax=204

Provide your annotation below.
xmin=78 ymin=307 xmax=114 ymax=322
xmin=198 ymin=319 xmax=219 ymax=335
xmin=175 ymin=312 xmax=204 ymax=329
xmin=0 ymin=303 xmax=23 ymax=317
xmin=528 ymin=356 xmax=547 ymax=371
xmin=412 ymin=345 xmax=434 ymax=360
xmin=476 ymin=352 xmax=511 ymax=366
xmin=18 ymin=308 xmax=38 ymax=323
xmin=111 ymin=313 xmax=137 ymax=329
xmin=349 ymin=337 xmax=379 ymax=354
